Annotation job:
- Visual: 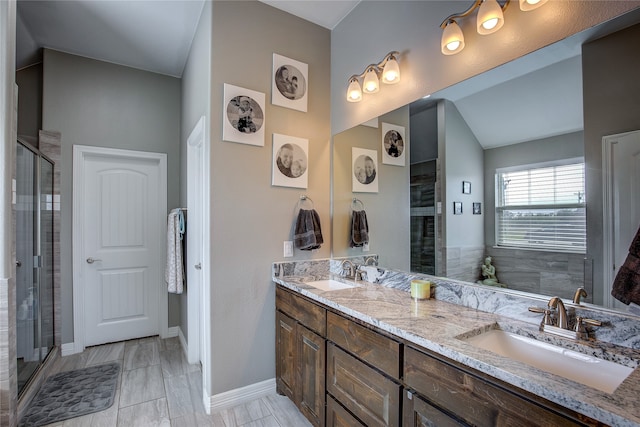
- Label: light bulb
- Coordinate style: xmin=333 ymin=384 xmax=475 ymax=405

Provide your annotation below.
xmin=362 ymin=68 xmax=379 ymax=93
xmin=382 ymin=56 xmax=400 ymax=84
xmin=441 ymin=21 xmax=465 ymax=55
xmin=346 ymin=78 xmax=362 ymax=102
xmin=477 ymin=0 xmax=504 ymax=35
xmin=519 ymin=0 xmax=548 ymax=11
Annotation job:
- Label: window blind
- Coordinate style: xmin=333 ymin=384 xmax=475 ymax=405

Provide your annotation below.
xmin=496 ymin=162 xmax=586 ymax=252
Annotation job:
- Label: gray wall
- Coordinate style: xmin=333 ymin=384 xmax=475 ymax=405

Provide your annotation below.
xmin=410 ymin=103 xmax=438 ymax=164
xmin=440 ymin=100 xmax=484 ymax=282
xmin=583 ymin=22 xmax=640 ymax=305
xmin=179 ymin=0 xmax=210 ymax=346
xmin=330 ymin=1 xmax=640 ymax=134
xmin=209 ymin=1 xmax=331 ymax=394
xmin=333 ymin=106 xmax=411 ymax=271
xmin=42 ymin=49 xmax=182 ymax=343
xmin=483 ymin=131 xmax=586 ymax=296
xmin=483 ymin=131 xmax=585 ymax=246
xmin=16 ymin=63 xmax=41 ymax=141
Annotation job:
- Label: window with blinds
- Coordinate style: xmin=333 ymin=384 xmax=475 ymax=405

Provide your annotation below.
xmin=495 ymin=160 xmax=586 ymax=252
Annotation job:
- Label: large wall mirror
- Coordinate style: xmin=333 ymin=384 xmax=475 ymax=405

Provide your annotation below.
xmin=331 ymin=8 xmax=640 ymax=316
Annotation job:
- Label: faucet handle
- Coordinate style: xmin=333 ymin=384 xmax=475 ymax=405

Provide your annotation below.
xmin=528 ymin=306 xmax=554 ymax=326
xmin=574 ymin=316 xmax=602 ymax=340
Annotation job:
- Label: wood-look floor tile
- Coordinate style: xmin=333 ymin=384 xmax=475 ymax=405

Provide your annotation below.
xmin=85 ymin=342 xmax=125 ymax=367
xmin=117 ymin=398 xmax=170 ymax=427
xmin=240 ymin=416 xmax=281 ymax=427
xmin=124 ymin=340 xmax=160 ymax=371
xmin=164 ymin=370 xmax=204 ymax=419
xmin=49 ymin=352 xmax=89 ymax=375
xmin=159 ymin=348 xmax=199 ymax=378
xmin=170 ymin=412 xmax=226 ymax=427
xmin=262 ymin=394 xmax=312 ymax=426
xmin=119 ymin=364 xmax=165 ymax=408
xmin=220 ymin=399 xmax=272 ymax=426
xmin=158 ymin=337 xmax=181 ymax=352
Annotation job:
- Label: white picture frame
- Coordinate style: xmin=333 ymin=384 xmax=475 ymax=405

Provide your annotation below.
xmin=272 ymin=53 xmax=308 ymax=112
xmin=352 ymin=147 xmax=378 ymax=193
xmin=222 ymin=83 xmax=266 ymax=146
xmin=381 ymin=122 xmax=406 ymax=166
xmin=272 ymin=134 xmax=309 ymax=189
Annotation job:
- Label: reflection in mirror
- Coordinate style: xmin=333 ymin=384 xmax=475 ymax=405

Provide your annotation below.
xmin=331 ymin=10 xmax=640 ymax=315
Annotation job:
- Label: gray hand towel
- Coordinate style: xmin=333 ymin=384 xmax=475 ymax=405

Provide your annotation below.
xmin=294 ymin=209 xmax=323 ymax=250
xmin=612 ymin=224 xmax=640 ymax=305
xmin=350 ymin=210 xmax=369 ymax=248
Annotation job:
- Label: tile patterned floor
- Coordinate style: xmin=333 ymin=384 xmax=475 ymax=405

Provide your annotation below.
xmin=36 ymin=336 xmax=311 ymax=427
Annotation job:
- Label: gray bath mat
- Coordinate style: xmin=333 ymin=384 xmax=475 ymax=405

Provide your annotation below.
xmin=20 ymin=362 xmax=120 ymax=427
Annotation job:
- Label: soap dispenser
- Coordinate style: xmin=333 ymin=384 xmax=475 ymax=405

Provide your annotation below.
xmin=17 ymin=299 xmax=28 ymax=321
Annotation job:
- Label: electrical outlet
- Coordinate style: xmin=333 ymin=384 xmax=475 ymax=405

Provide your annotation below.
xmin=284 ymin=241 xmax=293 ymax=257
xmin=363 ymin=243 xmax=370 ymax=252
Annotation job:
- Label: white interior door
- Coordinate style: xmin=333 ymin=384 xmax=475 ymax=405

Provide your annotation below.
xmin=186 ymin=117 xmax=204 ymax=364
xmin=74 ymin=146 xmax=167 ymax=347
xmin=604 ymin=130 xmax=640 ymax=309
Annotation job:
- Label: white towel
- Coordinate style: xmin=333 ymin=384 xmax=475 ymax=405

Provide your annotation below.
xmin=165 ymin=208 xmax=184 ymax=294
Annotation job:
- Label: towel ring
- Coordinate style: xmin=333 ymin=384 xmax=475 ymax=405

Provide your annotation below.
xmin=296 ymin=195 xmax=314 ymax=210
xmin=351 ymin=198 xmax=364 ymax=211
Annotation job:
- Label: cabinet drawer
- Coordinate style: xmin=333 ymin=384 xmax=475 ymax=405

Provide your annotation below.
xmin=404 ymin=346 xmax=584 ymax=427
xmin=276 ymin=286 xmax=326 ymax=336
xmin=327 ymin=343 xmax=401 ymax=427
xmin=326 ymin=395 xmax=366 ymax=427
xmin=402 ymin=389 xmax=465 ymax=427
xmin=327 ymin=311 xmax=401 ymax=379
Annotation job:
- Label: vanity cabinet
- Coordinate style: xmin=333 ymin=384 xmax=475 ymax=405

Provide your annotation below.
xmin=402 ymin=389 xmax=465 ymax=427
xmin=404 ymin=346 xmax=598 ymax=427
xmin=276 ymin=287 xmax=326 ymax=427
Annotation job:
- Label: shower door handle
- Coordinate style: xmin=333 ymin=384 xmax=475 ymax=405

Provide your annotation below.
xmin=86 ymin=257 xmax=102 ymax=264
xmin=194 ymin=263 xmax=202 ymax=270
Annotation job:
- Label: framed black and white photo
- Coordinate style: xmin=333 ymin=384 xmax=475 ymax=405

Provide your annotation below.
xmin=272 ymin=134 xmax=308 ymax=189
xmin=453 ymin=202 xmax=463 ymax=215
xmin=462 ymin=181 xmax=471 ymax=194
xmin=381 ymin=122 xmax=406 ymax=166
xmin=473 ymin=202 xmax=482 ymax=215
xmin=223 ymin=84 xmax=265 ymax=146
xmin=352 ymin=147 xmax=378 ymax=193
xmin=272 ymin=53 xmax=308 ymax=112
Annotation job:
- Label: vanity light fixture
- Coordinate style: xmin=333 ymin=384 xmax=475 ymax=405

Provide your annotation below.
xmin=441 ymin=0 xmax=546 ymax=55
xmin=346 ymin=51 xmax=400 ymax=103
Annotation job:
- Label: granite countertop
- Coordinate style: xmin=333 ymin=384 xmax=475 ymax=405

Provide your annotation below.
xmin=273 ymin=274 xmax=640 ymax=427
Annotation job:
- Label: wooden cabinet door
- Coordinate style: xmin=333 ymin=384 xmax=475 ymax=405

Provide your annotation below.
xmin=276 ymin=311 xmax=296 ymax=400
xmin=402 ymin=390 xmax=465 ymax=427
xmin=297 ymin=325 xmax=325 ymax=427
xmin=327 ymin=343 xmax=401 ymax=427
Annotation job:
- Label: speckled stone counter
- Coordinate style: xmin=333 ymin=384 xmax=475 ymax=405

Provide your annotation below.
xmin=273 ymin=258 xmax=640 ymax=427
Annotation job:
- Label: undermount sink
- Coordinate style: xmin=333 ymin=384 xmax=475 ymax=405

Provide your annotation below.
xmin=305 ymin=279 xmax=356 ymax=292
xmin=463 ymin=329 xmax=634 ymax=393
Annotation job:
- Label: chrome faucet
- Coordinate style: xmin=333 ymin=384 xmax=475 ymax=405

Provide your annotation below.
xmin=548 ymin=296 xmax=569 ymax=329
xmin=573 ymin=287 xmax=587 ymax=304
xmin=340 ymin=259 xmax=356 ymax=278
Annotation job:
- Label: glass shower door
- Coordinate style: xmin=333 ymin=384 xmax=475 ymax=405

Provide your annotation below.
xmin=15 ymin=142 xmax=55 ymax=396
xmin=16 ymin=143 xmax=38 ymax=395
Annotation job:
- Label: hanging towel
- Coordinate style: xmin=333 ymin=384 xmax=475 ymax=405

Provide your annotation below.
xmin=165 ymin=208 xmax=185 ymax=294
xmin=612 ymin=224 xmax=640 ymax=305
xmin=350 ymin=210 xmax=369 ymax=248
xmin=294 ymin=209 xmax=323 ymax=250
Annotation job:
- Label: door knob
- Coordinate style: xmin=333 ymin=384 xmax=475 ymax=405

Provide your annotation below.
xmin=86 ymin=257 xmax=102 ymax=264
xmin=195 ymin=263 xmax=202 ymax=270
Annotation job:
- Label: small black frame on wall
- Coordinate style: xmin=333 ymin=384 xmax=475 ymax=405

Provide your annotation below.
xmin=462 ymin=181 xmax=471 ymax=194
xmin=453 ymin=201 xmax=463 ymax=215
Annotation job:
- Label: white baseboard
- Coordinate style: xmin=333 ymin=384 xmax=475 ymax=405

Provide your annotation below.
xmin=165 ymin=326 xmax=180 ymax=338
xmin=204 ymin=378 xmax=276 ymax=414
xmin=178 ymin=327 xmax=188 ymax=356
xmin=61 ymin=342 xmax=82 ymax=356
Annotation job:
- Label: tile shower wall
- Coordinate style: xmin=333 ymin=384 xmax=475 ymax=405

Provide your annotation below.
xmin=485 ymin=246 xmax=588 ymax=302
